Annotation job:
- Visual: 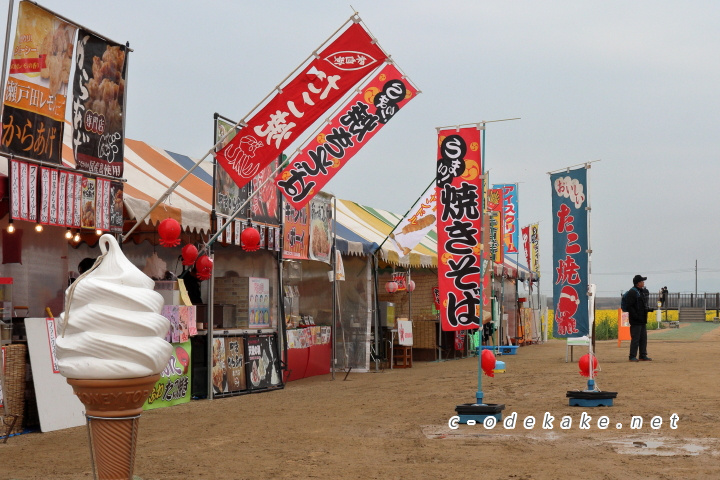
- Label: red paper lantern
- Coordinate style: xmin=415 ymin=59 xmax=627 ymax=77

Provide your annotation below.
xmin=385 ymin=281 xmax=398 ymax=293
xmin=407 ymin=280 xmax=416 ymax=292
xmin=158 ymin=218 xmax=181 ymax=247
xmin=181 ymin=244 xmax=198 ymax=266
xmin=578 ymin=353 xmax=599 ymax=378
xmin=481 ymin=349 xmax=496 ymax=377
xmin=241 ymin=227 xmax=261 ymax=252
xmin=195 ymin=255 xmax=214 ymax=281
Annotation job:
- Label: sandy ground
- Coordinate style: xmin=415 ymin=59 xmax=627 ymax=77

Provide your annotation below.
xmin=2 ymin=323 xmax=720 ymax=480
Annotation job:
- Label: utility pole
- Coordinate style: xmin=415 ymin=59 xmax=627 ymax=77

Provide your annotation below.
xmin=695 ymin=259 xmax=698 ymax=297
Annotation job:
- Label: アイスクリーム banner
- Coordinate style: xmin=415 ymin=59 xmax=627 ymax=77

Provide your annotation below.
xmin=493 ymin=183 xmax=519 ymax=254
xmin=550 ymin=168 xmax=588 ymax=337
xmin=215 ymin=22 xmax=387 ymax=191
xmin=436 ymin=126 xmax=483 ymax=332
xmin=276 ymin=62 xmax=417 ymax=210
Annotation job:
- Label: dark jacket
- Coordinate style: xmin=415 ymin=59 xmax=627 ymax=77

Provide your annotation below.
xmin=624 ymin=286 xmax=648 ymax=325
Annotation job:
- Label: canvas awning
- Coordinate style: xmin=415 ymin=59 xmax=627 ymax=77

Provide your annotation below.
xmin=0 ymin=124 xmax=214 ymax=233
xmin=334 ymin=198 xmax=437 ymax=268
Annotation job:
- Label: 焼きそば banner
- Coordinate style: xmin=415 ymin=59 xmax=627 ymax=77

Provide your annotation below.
xmin=550 ymin=168 xmax=588 ymax=337
xmin=215 ymin=22 xmax=386 ymax=191
xmin=492 ymin=183 xmax=519 ymax=254
xmin=436 ymin=126 xmax=483 ymax=331
xmin=277 ymin=62 xmax=417 ymax=209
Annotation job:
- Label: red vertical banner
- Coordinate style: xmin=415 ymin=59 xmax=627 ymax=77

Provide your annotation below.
xmin=436 ymin=126 xmax=482 ymax=331
xmin=522 ymin=225 xmax=531 ymax=273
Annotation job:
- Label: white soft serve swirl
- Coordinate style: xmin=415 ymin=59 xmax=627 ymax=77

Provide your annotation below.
xmin=56 ymin=234 xmax=173 ymax=379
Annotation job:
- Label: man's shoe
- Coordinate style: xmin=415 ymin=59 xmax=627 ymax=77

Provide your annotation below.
xmin=640 ymin=356 xmax=652 ymax=361
xmin=629 ymin=357 xmax=639 ymax=362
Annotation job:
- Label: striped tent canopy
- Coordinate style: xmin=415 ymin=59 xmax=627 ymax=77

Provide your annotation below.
xmin=0 ymin=123 xmax=214 ymax=233
xmin=334 ymin=198 xmax=437 ymax=268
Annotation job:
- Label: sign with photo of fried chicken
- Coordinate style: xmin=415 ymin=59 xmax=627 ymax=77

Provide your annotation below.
xmin=1 ymin=2 xmax=76 ymax=163
xmin=72 ymin=30 xmax=127 ymax=178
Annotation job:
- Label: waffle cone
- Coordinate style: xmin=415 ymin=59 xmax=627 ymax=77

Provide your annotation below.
xmin=67 ymin=375 xmax=160 ymax=480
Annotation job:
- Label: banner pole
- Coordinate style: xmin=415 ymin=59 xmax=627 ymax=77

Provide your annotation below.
xmin=201 ymin=156 xmax=289 ymax=251
xmin=376 ymin=176 xmax=436 ymax=252
xmin=122 ymin=15 xmax=359 ymax=242
xmin=0 ymin=0 xmax=15 ymax=121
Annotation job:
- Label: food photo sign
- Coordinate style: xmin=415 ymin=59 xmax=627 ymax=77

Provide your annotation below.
xmin=246 ymin=334 xmax=282 ymax=392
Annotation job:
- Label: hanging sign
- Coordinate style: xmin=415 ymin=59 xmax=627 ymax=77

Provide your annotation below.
xmin=72 ymin=30 xmax=127 ymax=177
xmin=277 ymin=62 xmax=417 ymax=209
xmin=216 ymin=22 xmax=387 ymax=190
xmin=282 ymin=203 xmax=310 ymax=259
xmin=308 ymin=193 xmax=333 ymax=263
xmin=550 ymin=167 xmax=588 ymax=337
xmin=1 ymin=2 xmax=76 ymax=163
xmin=9 ymin=159 xmax=38 ymax=222
xmin=215 ymin=117 xmax=250 ymax=219
xmin=436 ymin=126 xmax=483 ymax=332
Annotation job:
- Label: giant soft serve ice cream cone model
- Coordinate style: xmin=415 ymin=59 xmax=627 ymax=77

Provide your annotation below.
xmin=57 ymin=234 xmax=172 ymax=480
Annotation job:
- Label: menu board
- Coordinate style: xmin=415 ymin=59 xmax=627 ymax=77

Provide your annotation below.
xmin=211 ymin=337 xmax=228 ymax=395
xmin=225 ymin=337 xmax=247 ymax=393
xmin=246 ymin=334 xmax=282 ymax=391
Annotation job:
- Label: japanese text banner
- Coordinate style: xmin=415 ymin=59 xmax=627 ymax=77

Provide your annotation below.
xmin=72 ymin=30 xmax=127 ymax=178
xmin=551 ymin=168 xmax=588 ymax=337
xmin=277 ymin=62 xmax=417 ymax=209
xmin=493 ymin=183 xmax=519 ymax=254
xmin=487 ymin=188 xmax=504 ymax=264
xmin=530 ymin=223 xmax=540 ymax=276
xmin=387 ymin=181 xmax=435 ymax=257
xmin=436 ymin=127 xmax=482 ymax=332
xmin=1 ymin=2 xmax=76 ymax=163
xmin=216 ymin=22 xmax=387 ymax=190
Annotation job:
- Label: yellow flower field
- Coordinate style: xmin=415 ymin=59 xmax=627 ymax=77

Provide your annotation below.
xmin=545 ymin=309 xmax=718 ymax=340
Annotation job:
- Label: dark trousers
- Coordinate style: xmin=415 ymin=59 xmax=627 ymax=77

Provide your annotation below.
xmin=629 ymin=323 xmax=648 ymax=358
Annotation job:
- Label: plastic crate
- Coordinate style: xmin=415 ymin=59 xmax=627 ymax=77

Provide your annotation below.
xmin=478 ymin=345 xmax=519 ymax=355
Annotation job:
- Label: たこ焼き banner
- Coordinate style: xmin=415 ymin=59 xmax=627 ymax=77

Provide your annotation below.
xmin=550 ymin=168 xmax=588 ymax=337
xmin=436 ymin=126 xmax=483 ymax=332
xmin=492 ymin=183 xmax=519 ymax=255
xmin=215 ymin=22 xmax=387 ymax=191
xmin=72 ymin=30 xmax=127 ymax=178
xmin=276 ymin=62 xmax=417 ymax=209
xmin=1 ymin=2 xmax=76 ymax=164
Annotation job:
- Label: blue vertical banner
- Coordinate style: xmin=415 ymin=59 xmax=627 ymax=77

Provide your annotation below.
xmin=492 ymin=184 xmax=519 ymax=255
xmin=550 ymin=168 xmax=588 ymax=337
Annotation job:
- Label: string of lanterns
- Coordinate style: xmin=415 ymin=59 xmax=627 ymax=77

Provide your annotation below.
xmin=157 ymin=217 xmax=264 ymax=281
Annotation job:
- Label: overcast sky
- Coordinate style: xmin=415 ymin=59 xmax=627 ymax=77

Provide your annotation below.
xmin=5 ymin=1 xmax=720 ymax=298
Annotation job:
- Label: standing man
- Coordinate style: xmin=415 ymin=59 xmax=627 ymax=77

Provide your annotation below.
xmin=622 ymin=274 xmax=653 ymax=362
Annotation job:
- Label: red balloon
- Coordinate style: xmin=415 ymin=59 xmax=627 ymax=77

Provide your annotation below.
xmin=481 ymin=349 xmax=496 ymax=377
xmin=158 ymin=218 xmax=181 ymax=247
xmin=195 ymin=255 xmax=214 ymax=281
xmin=181 ymin=244 xmax=198 ymax=266
xmin=407 ymin=280 xmax=416 ymax=292
xmin=578 ymin=353 xmax=599 ymax=377
xmin=241 ymin=227 xmax=261 ymax=252
xmin=385 ymin=281 xmax=398 ymax=293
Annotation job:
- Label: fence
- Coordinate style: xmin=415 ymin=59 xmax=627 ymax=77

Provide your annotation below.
xmin=645 ymin=292 xmax=720 ymax=310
